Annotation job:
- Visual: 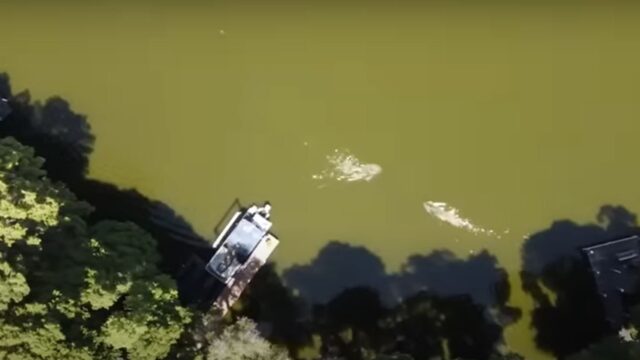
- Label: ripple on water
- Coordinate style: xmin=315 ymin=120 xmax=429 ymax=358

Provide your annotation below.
xmin=312 ymin=148 xmax=382 ymax=185
xmin=423 ymin=201 xmax=506 ymax=237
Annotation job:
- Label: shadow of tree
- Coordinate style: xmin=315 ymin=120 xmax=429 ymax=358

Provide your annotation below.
xmin=0 ymin=72 xmax=524 ymax=360
xmin=520 ymin=205 xmax=640 ymax=359
xmin=283 ymin=242 xmax=391 ymax=304
xmin=284 ymin=242 xmax=517 ymax=313
xmin=0 ymin=85 xmax=93 ymax=183
xmin=73 ymin=180 xmax=214 ymax=273
xmin=306 ymin=283 xmax=509 ymax=360
xmin=0 ymin=73 xmax=214 ymax=298
xmin=236 ymin=263 xmax=311 ymax=350
xmin=235 ymin=241 xmax=522 ymax=360
xmin=394 ymin=250 xmax=511 ymax=309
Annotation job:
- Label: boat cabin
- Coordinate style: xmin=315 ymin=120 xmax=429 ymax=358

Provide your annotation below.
xmin=205 ymin=203 xmax=274 ymax=284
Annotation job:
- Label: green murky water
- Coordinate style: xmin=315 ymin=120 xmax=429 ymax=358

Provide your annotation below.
xmin=3 ymin=1 xmax=640 ymax=357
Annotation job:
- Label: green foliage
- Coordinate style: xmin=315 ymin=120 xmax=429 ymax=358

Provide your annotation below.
xmin=0 ymin=136 xmax=189 ymax=359
xmin=567 ymin=337 xmax=640 ymax=360
xmin=567 ymin=307 xmax=640 ymax=360
xmin=0 ymin=137 xmax=89 ymax=248
xmin=206 ymin=317 xmax=291 ymax=360
xmin=0 ymin=261 xmax=28 ymax=310
xmin=101 ymin=279 xmax=191 ymax=360
xmin=81 ymin=220 xmax=160 ymax=310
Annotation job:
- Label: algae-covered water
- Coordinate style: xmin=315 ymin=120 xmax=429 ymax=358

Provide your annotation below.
xmin=3 ymin=1 xmax=640 ymax=357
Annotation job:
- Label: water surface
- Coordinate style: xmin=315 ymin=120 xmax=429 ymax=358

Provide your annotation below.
xmin=3 ymin=1 xmax=640 ymax=357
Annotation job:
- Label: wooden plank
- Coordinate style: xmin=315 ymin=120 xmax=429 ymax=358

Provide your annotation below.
xmin=212 ymin=234 xmax=280 ymax=314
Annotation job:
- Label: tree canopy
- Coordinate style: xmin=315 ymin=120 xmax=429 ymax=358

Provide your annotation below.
xmin=205 ymin=317 xmax=290 ymax=360
xmin=567 ymin=306 xmax=640 ymax=360
xmin=0 ymin=137 xmax=190 ymax=359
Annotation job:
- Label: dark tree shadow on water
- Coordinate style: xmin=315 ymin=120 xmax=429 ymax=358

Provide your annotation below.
xmin=235 ymin=241 xmax=521 ymax=360
xmin=0 ymin=75 xmax=93 ymax=183
xmin=520 ymin=205 xmax=640 ymax=359
xmin=284 ymin=242 xmax=519 ymax=315
xmin=234 ymin=263 xmax=311 ymax=349
xmin=0 ymin=72 xmax=524 ymax=360
xmin=394 ymin=250 xmax=512 ymax=308
xmin=283 ymin=242 xmax=391 ymax=304
xmin=0 ymin=73 xmax=214 ymax=292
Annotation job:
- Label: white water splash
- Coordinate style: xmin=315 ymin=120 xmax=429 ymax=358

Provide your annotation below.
xmin=312 ymin=149 xmax=382 ymax=183
xmin=619 ymin=326 xmax=638 ymax=342
xmin=423 ymin=201 xmax=499 ymax=236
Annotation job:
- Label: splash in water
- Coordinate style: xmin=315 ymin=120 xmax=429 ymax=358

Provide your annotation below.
xmin=312 ymin=149 xmax=382 ymax=184
xmin=423 ymin=201 xmax=498 ymax=236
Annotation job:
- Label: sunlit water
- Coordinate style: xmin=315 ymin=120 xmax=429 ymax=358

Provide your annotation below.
xmin=423 ymin=201 xmax=504 ymax=237
xmin=312 ymin=148 xmax=382 ymax=185
xmin=3 ymin=1 xmax=640 ymax=357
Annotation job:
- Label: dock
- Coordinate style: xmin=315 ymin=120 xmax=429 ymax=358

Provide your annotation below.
xmin=212 ymin=233 xmax=280 ymax=314
xmin=583 ymin=235 xmax=640 ymax=327
xmin=173 ymin=202 xmax=280 ymax=314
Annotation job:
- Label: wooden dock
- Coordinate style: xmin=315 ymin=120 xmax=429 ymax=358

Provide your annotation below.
xmin=212 ymin=234 xmax=280 ymax=314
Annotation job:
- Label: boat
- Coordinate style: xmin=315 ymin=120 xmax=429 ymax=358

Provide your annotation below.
xmin=205 ymin=202 xmax=275 ymax=284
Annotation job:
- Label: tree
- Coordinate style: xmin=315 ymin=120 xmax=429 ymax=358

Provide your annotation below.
xmin=0 ymin=137 xmax=93 ymax=358
xmin=99 ymin=278 xmax=191 ymax=360
xmin=0 ymin=137 xmax=189 ymax=359
xmin=372 ymin=355 xmax=414 ymax=360
xmin=567 ymin=306 xmax=640 ymax=360
xmin=487 ymin=353 xmax=525 ymax=360
xmin=0 ymin=136 xmax=87 ymax=311
xmin=568 ymin=338 xmax=640 ymax=360
xmin=205 ymin=317 xmax=290 ymax=360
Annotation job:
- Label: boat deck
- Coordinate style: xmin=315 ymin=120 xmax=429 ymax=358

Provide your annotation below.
xmin=213 ymin=233 xmax=280 ymax=314
xmin=583 ymin=235 xmax=640 ymax=327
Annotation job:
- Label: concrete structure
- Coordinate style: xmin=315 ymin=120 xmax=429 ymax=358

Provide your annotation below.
xmin=583 ymin=235 xmax=640 ymax=327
